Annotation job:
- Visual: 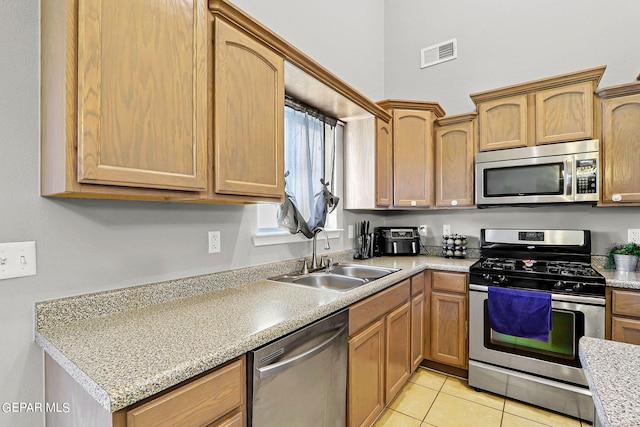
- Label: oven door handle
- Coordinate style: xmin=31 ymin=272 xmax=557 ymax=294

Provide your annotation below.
xmin=469 ymin=284 xmax=605 ymax=306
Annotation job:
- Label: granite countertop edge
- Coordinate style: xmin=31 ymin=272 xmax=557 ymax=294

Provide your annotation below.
xmin=35 ymin=255 xmax=476 ymax=412
xmin=579 ymin=336 xmax=640 ymax=427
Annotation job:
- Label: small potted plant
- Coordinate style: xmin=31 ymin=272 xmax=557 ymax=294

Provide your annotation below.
xmin=605 ymin=242 xmax=640 ymax=271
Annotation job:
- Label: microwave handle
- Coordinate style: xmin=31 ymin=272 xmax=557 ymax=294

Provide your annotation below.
xmin=564 ymin=158 xmax=573 ymax=196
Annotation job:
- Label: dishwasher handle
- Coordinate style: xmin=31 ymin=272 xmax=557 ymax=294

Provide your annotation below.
xmin=257 ymin=324 xmax=347 ymax=379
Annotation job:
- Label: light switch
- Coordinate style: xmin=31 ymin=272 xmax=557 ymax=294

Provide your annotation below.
xmin=0 ymin=241 xmax=36 ymax=280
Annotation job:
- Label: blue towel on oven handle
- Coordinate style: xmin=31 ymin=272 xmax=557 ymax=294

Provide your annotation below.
xmin=487 ymin=287 xmax=552 ymax=342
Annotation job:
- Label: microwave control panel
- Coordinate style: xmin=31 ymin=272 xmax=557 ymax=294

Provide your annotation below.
xmin=576 ymin=159 xmax=597 ymax=194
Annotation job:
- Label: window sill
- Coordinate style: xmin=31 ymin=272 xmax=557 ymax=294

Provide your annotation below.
xmin=252 ymin=229 xmax=343 ymax=247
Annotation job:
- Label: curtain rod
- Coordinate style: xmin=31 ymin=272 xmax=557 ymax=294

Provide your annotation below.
xmin=285 ymin=95 xmax=340 ymax=127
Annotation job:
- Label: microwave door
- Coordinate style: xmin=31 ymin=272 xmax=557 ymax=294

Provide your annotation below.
xmin=477 ymin=155 xmax=574 ymax=205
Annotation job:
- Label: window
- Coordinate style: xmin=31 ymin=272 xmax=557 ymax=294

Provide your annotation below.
xmin=254 ymin=97 xmax=342 ymax=246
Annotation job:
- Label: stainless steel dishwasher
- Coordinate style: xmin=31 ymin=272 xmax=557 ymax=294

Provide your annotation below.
xmin=248 ymin=309 xmax=348 ymax=427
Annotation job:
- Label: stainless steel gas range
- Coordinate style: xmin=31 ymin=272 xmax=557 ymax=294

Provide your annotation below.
xmin=468 ymin=228 xmax=605 ymax=423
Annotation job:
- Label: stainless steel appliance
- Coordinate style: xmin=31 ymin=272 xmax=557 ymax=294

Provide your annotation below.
xmin=468 ymin=229 xmax=605 ymax=422
xmin=374 ymin=226 xmax=421 ymax=256
xmin=248 ymin=310 xmax=348 ymax=427
xmin=475 ymin=140 xmax=599 ymax=207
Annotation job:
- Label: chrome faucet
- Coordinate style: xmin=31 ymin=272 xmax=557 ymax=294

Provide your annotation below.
xmin=311 ymin=228 xmax=330 ymax=269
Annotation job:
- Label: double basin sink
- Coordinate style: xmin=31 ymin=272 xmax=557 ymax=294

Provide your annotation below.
xmin=268 ymin=263 xmax=399 ymax=292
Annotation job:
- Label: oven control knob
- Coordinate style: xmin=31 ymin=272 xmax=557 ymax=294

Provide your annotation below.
xmin=553 ymin=281 xmax=566 ymax=290
xmin=497 ymin=275 xmax=507 ymax=284
xmin=482 ymin=274 xmax=491 ymax=282
xmin=572 ymin=283 xmax=584 ymax=292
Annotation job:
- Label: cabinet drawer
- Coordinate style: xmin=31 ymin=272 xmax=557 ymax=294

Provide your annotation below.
xmin=349 ymin=279 xmax=410 ymax=335
xmin=612 ymin=317 xmax=640 ymax=345
xmin=410 ymin=272 xmax=425 ymax=296
xmin=431 ymin=271 xmax=467 ymax=294
xmin=127 ymin=358 xmax=244 ymax=427
xmin=612 ymin=289 xmax=640 ymax=317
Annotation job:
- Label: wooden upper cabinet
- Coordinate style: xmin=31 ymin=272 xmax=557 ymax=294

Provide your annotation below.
xmin=42 ymin=0 xmax=209 ymax=199
xmin=377 ymin=100 xmax=445 ymax=209
xmin=435 ymin=113 xmax=477 ymax=208
xmin=477 ymin=94 xmax=528 ymax=151
xmin=471 ymin=66 xmax=605 ymax=152
xmin=212 ymin=19 xmax=284 ymax=199
xmin=375 ymin=118 xmax=393 ymax=208
xmin=535 ymin=82 xmax=593 ymax=145
xmin=393 ymin=110 xmax=434 ymax=207
xmin=598 ymin=82 xmax=640 ymax=205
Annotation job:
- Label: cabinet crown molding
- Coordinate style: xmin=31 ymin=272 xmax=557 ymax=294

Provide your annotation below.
xmin=435 ymin=112 xmax=477 ymax=126
xmin=470 ymin=65 xmax=606 ymax=104
xmin=596 ymin=81 xmax=640 ymax=99
xmin=377 ymin=99 xmax=446 ymax=118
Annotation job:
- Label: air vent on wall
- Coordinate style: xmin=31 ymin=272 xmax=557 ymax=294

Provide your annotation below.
xmin=421 ymin=38 xmax=457 ymax=69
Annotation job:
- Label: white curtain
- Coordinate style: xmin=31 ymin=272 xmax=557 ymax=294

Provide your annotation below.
xmin=284 ymin=105 xmax=335 ymax=228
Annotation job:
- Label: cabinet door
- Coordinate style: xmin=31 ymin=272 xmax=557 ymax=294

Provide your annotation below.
xmin=535 ymin=82 xmax=593 ymax=145
xmin=376 ymin=118 xmax=393 ymax=207
xmin=612 ymin=317 xmax=640 ymax=345
xmin=602 ymin=94 xmax=640 ymax=204
xmin=393 ymin=110 xmax=434 ymax=207
xmin=77 ymin=0 xmax=208 ymax=191
xmin=430 ymin=291 xmax=468 ymax=369
xmin=348 ymin=320 xmax=385 ymax=427
xmin=435 ymin=120 xmax=475 ymax=207
xmin=385 ymin=302 xmax=411 ymax=402
xmin=410 ymin=293 xmax=425 ymax=372
xmin=478 ymin=95 xmax=528 ymax=151
xmin=213 ymin=19 xmax=284 ymax=198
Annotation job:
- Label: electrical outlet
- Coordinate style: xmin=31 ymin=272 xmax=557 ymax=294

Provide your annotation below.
xmin=348 ymin=225 xmax=354 ymax=239
xmin=418 ymin=225 xmax=428 ymax=237
xmin=208 ymin=231 xmax=221 ymax=254
xmin=443 ymin=224 xmax=451 ymax=236
xmin=629 ymin=229 xmax=640 ymax=244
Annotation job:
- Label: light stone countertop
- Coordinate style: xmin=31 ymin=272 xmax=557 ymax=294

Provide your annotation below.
xmin=597 ymin=268 xmax=640 ymax=290
xmin=35 ymin=255 xmax=476 ymax=413
xmin=579 ymin=337 xmax=640 ymax=427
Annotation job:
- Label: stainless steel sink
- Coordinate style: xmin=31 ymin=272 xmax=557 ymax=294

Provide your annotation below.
xmin=268 ymin=263 xmax=399 ymax=292
xmin=325 ymin=264 xmax=399 ymax=280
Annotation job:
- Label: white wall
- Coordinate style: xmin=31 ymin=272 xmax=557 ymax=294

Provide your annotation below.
xmin=384 ymin=0 xmax=640 ymax=114
xmin=383 ymin=0 xmax=640 ymax=253
xmin=0 ymin=1 xmax=384 ymax=426
xmin=232 ymin=0 xmax=386 ymax=101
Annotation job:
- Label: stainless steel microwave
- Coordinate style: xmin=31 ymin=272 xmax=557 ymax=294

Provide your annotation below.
xmin=475 ymin=140 xmax=599 ymax=207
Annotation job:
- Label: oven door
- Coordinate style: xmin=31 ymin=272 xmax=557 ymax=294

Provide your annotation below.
xmin=476 ymin=154 xmax=574 ymax=205
xmin=469 ymin=284 xmax=605 ymax=386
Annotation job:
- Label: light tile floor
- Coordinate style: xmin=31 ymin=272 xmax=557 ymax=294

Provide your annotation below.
xmin=373 ymin=368 xmax=592 ymax=427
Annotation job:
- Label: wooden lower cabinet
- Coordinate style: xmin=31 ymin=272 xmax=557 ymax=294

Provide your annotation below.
xmin=348 ymin=320 xmax=385 ymax=427
xmin=424 ymin=271 xmax=469 ymax=373
xmin=430 ymin=291 xmax=468 ymax=369
xmin=609 ymin=288 xmax=640 ymax=345
xmin=45 ymin=354 xmax=246 ymax=427
xmin=410 ymin=273 xmax=425 ymax=372
xmin=385 ymin=302 xmax=411 ymax=400
xmin=347 ymin=278 xmax=415 ymax=427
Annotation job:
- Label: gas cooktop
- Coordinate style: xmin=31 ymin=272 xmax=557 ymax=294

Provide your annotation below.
xmin=469 ymin=228 xmax=605 ymax=297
